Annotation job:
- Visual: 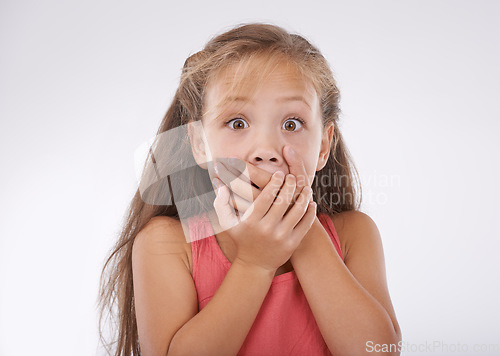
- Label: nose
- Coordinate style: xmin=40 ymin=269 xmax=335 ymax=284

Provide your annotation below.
xmin=248 ymin=131 xmax=284 ymax=168
xmin=252 ymin=153 xmax=279 ymax=164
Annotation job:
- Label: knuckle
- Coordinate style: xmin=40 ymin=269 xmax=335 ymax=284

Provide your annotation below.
xmin=300 ymin=188 xmax=312 ymax=202
xmin=302 ymin=185 xmax=312 ymax=195
xmin=293 ymin=193 xmax=306 ymax=207
xmin=259 ymin=226 xmax=272 ymax=237
xmin=274 ymin=227 xmax=287 ymax=240
xmin=213 ymin=198 xmax=221 ymax=209
xmin=272 ymin=186 xmax=282 ymax=197
xmin=263 ymin=190 xmax=275 ymax=202
xmin=274 ymin=195 xmax=285 ymax=205
xmin=240 ymin=218 xmax=252 ymax=230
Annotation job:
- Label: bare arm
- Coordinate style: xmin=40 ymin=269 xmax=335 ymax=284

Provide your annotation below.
xmin=133 ymin=169 xmax=315 ymax=355
xmin=169 ymin=258 xmax=275 ymax=355
xmin=290 ymin=211 xmax=402 ymax=355
xmin=132 ymin=217 xmax=275 ymax=356
xmin=216 ymin=151 xmax=402 ymax=354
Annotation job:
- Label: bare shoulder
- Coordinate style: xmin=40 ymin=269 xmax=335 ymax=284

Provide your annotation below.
xmin=133 ymin=216 xmax=192 ymax=274
xmin=329 ymin=210 xmax=380 ymax=262
xmin=329 ymin=210 xmax=378 ymax=234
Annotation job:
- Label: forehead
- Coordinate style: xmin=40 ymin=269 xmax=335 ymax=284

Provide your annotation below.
xmin=203 ymin=55 xmax=319 ymax=114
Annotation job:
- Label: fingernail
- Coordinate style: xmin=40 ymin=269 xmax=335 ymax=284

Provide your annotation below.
xmin=212 ymin=178 xmax=220 ymax=189
xmin=274 ymin=171 xmax=285 ymax=179
xmin=213 ymin=162 xmax=219 ymax=175
xmin=288 ymin=146 xmax=296 ymax=156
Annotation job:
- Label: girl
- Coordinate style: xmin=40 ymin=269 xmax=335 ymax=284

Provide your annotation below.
xmin=98 ymin=23 xmax=402 ymax=355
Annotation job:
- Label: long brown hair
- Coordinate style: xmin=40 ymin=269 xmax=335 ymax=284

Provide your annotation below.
xmin=97 ymin=22 xmax=362 ymax=355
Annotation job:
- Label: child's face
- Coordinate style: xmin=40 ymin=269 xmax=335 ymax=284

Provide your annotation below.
xmin=195 ymin=61 xmax=332 ymax=186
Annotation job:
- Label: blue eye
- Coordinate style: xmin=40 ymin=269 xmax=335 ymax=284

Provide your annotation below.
xmin=282 ymin=118 xmax=304 ymax=131
xmin=226 ymin=118 xmax=249 ymax=130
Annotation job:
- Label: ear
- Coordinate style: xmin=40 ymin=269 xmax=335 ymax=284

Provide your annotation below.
xmin=316 ymin=122 xmax=335 ymax=171
xmin=187 ymin=120 xmax=209 ymax=170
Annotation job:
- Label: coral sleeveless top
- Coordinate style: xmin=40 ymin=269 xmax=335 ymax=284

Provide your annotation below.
xmin=188 ymin=213 xmax=343 ymax=356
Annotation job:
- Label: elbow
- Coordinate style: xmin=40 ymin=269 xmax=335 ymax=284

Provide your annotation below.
xmin=388 ymin=319 xmax=403 ymax=355
xmin=359 ymin=324 xmax=402 ymax=356
xmin=136 ymin=332 xmax=183 ymax=356
xmin=376 ymin=313 xmax=402 ymax=355
xmin=378 ymin=323 xmax=402 ymax=356
xmin=376 ymin=325 xmax=403 ymax=356
xmin=166 ymin=333 xmax=184 ymax=356
xmin=167 ymin=332 xmax=198 ymax=356
xmin=392 ymin=324 xmax=403 ymax=356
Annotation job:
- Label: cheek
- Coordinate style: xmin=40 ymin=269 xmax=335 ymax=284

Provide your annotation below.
xmin=205 ymin=134 xmax=245 ymax=161
xmin=285 ymin=150 xmax=310 ymax=183
xmin=290 ymin=139 xmax=322 ymax=182
xmin=203 ymin=130 xmax=223 ymax=155
xmin=293 ymin=140 xmax=319 ymax=163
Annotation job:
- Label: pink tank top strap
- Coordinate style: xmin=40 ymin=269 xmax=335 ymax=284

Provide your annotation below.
xmin=187 ymin=212 xmax=218 ymax=283
xmin=317 ymin=213 xmax=343 ymax=260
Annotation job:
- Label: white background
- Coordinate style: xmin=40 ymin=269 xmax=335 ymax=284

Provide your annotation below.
xmin=1 ymin=1 xmax=499 ymax=355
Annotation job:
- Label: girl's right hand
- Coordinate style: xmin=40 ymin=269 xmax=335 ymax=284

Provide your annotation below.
xmin=212 ymin=171 xmax=316 ymax=272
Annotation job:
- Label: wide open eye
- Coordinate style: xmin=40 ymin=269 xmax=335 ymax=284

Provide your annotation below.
xmin=226 ymin=118 xmax=249 ymax=130
xmin=282 ymin=118 xmax=304 ymax=132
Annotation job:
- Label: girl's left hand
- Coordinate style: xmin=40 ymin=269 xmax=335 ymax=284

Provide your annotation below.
xmin=211 ymin=146 xmax=313 ymax=216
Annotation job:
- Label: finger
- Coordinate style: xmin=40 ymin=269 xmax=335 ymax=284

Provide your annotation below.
xmin=217 ymin=158 xmax=251 ymax=185
xmin=262 ymin=174 xmax=297 ymax=223
xmin=285 ymin=189 xmax=303 ymax=214
xmin=213 ymin=161 xmax=258 ymax=215
xmin=290 ymin=201 xmax=317 ymax=243
xmin=240 ymin=171 xmax=285 ymax=222
xmin=240 ymin=162 xmax=294 ymax=206
xmin=283 ymin=145 xmax=311 ymax=191
xmin=212 ymin=179 xmax=239 ymax=230
xmin=221 ymin=157 xmax=274 ymax=191
xmin=281 ymin=185 xmax=313 ymax=229
xmin=216 ymin=161 xmax=260 ymax=203
xmin=229 ymin=191 xmax=252 ymax=215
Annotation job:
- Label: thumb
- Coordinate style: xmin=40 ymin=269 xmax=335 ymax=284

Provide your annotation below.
xmin=212 ymin=179 xmax=239 ymax=231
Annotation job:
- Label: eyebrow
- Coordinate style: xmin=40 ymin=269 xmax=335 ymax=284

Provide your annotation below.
xmin=220 ymin=95 xmax=311 ymax=109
